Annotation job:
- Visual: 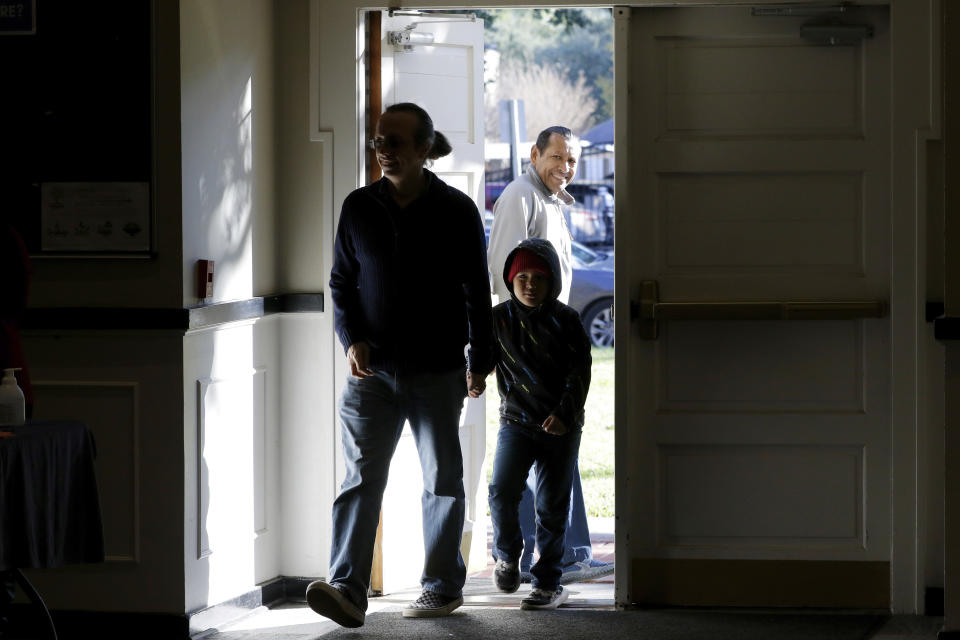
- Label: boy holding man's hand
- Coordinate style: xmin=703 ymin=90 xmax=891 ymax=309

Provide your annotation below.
xmin=487 ymin=238 xmax=592 ymax=610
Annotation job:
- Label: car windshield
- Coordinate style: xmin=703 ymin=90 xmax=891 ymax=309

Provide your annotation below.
xmin=571 ymin=242 xmax=603 ymax=265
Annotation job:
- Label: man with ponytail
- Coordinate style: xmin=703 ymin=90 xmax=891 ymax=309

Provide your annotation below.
xmin=308 ymin=103 xmax=494 ymax=627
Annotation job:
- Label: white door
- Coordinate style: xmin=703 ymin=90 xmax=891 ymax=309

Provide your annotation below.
xmin=617 ymin=5 xmax=891 ymax=607
xmin=376 ymin=11 xmax=488 ymax=594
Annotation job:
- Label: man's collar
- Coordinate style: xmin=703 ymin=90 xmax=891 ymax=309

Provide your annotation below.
xmin=373 ymin=168 xmax=437 ymax=202
xmin=525 ymin=164 xmax=574 ymax=205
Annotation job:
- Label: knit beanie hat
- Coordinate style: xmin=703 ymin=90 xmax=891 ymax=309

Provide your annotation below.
xmin=508 ymin=248 xmax=550 ymax=283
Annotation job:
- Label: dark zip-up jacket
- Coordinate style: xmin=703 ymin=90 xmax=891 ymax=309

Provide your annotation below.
xmin=330 ymin=169 xmax=494 ymax=375
xmin=493 ymin=237 xmax=591 ymax=431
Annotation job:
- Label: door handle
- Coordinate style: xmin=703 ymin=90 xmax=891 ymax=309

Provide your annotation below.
xmin=634 ymin=280 xmax=888 ymax=340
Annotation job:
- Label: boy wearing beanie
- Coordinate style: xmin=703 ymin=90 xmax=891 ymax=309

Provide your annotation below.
xmin=487 ymin=237 xmax=592 ymax=610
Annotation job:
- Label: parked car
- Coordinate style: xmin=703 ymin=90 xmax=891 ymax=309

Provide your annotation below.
xmin=564 ymin=183 xmax=614 ymax=247
xmin=484 ymin=222 xmax=614 ymax=348
xmin=486 ymin=179 xmax=614 ymax=248
xmin=569 ymin=241 xmax=614 ymax=348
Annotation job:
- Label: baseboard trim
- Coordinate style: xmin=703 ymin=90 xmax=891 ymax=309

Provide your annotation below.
xmin=187 ymin=576 xmax=319 ymax=637
xmin=631 ymin=558 xmax=890 ymax=608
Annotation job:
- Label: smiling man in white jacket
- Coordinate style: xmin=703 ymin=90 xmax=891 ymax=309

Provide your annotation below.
xmin=487 ymin=126 xmax=580 ymax=306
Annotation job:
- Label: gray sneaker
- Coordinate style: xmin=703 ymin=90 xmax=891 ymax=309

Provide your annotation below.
xmin=492 ymin=559 xmax=520 ymax=593
xmin=306 ymin=580 xmax=364 ymax=628
xmin=521 ymin=586 xmax=569 ymax=610
xmin=402 ymin=590 xmax=464 ymax=618
xmin=560 ymin=559 xmax=616 ymax=585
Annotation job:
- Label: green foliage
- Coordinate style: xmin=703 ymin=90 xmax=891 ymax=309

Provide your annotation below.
xmin=472 ymin=8 xmax=614 ymax=126
xmin=532 ymin=8 xmax=591 ymax=32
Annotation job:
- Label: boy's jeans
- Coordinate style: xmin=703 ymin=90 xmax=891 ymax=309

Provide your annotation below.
xmin=328 ymin=368 xmax=467 ymax=611
xmin=488 ymin=422 xmax=582 ymax=591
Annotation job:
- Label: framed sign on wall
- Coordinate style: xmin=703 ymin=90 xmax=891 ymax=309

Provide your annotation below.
xmin=0 ymin=1 xmax=153 ymax=258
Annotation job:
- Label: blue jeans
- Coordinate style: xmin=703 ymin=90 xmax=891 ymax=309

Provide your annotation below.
xmin=488 ymin=422 xmax=582 ymax=591
xmin=328 ymin=368 xmax=467 ymax=611
xmin=518 ymin=462 xmax=591 ymax=571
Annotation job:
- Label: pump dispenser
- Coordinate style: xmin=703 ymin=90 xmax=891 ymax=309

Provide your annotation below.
xmin=0 ymin=368 xmax=25 ymax=426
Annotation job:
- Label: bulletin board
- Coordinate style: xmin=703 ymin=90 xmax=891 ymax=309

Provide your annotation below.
xmin=0 ymin=0 xmax=153 ymax=257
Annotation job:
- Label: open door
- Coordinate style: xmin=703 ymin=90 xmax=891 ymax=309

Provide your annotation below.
xmin=373 ymin=9 xmax=487 ymax=595
xmin=617 ymin=5 xmax=892 ymax=607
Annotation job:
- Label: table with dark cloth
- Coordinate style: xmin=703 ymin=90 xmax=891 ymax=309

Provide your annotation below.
xmin=0 ymin=420 xmax=104 ymax=570
xmin=0 ymin=420 xmax=105 ymax=639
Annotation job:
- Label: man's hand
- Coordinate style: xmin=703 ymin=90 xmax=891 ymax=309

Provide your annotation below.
xmin=467 ymin=371 xmax=486 ymax=398
xmin=347 ymin=342 xmax=374 ymax=378
xmin=542 ymin=414 xmax=568 ymax=436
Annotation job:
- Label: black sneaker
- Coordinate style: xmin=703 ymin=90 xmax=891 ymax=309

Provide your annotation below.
xmin=402 ymin=590 xmax=464 ymax=618
xmin=306 ymin=580 xmax=364 ymax=628
xmin=520 ymin=586 xmax=569 ymax=610
xmin=492 ymin=559 xmax=520 ymax=593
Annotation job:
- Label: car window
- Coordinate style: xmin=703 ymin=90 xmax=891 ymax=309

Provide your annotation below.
xmin=571 ymin=242 xmax=599 ymax=265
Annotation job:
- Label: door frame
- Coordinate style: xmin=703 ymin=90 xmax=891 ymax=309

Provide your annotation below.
xmin=311 ymin=0 xmax=940 ymax=613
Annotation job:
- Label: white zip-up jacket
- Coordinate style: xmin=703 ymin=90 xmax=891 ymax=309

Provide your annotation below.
xmin=487 ymin=164 xmax=574 ymax=305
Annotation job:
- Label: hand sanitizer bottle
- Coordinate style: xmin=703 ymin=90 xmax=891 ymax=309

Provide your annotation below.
xmin=0 ymin=367 xmax=25 ymax=426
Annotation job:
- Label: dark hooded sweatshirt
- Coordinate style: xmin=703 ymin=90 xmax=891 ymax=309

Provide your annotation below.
xmin=493 ymin=238 xmax=591 ymax=431
xmin=329 ymin=169 xmax=494 ymax=375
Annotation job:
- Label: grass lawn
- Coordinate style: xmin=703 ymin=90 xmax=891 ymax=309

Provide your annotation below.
xmin=483 ymin=346 xmax=615 ymax=517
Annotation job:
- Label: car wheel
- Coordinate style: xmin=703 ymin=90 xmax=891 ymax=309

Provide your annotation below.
xmin=582 ymin=298 xmax=614 ymax=348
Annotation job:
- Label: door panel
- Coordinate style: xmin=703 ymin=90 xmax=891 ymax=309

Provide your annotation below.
xmin=377 ymin=12 xmax=487 ymax=595
xmin=660 ymin=172 xmax=864 ymax=273
xmin=620 ymin=6 xmax=890 ymax=607
xmin=381 ymin=14 xmax=485 ymax=204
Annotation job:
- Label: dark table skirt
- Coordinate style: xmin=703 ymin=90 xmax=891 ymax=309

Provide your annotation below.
xmin=0 ymin=420 xmax=105 ymax=571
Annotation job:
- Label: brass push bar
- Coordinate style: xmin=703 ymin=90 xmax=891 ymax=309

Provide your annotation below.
xmin=636 ymin=280 xmax=888 ymax=339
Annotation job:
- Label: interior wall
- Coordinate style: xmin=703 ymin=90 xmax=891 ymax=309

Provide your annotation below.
xmin=275 ymin=0 xmax=338 ymax=579
xmin=926 ymin=141 xmax=946 ymax=592
xmin=276 ymin=0 xmax=327 ymax=294
xmin=24 ymin=0 xmax=183 ymax=309
xmin=179 ymin=0 xmax=277 ymax=306
xmin=183 ymin=317 xmax=282 ymax=615
xmin=178 ymin=0 xmax=289 ymax=614
xmin=178 ymin=0 xmax=338 ymax=603
xmin=21 ymin=330 xmax=186 ymax=613
xmin=15 ymin=0 xmax=188 ymax=616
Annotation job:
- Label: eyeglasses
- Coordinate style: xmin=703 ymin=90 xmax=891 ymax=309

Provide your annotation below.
xmin=369 ymin=136 xmax=410 ymax=151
